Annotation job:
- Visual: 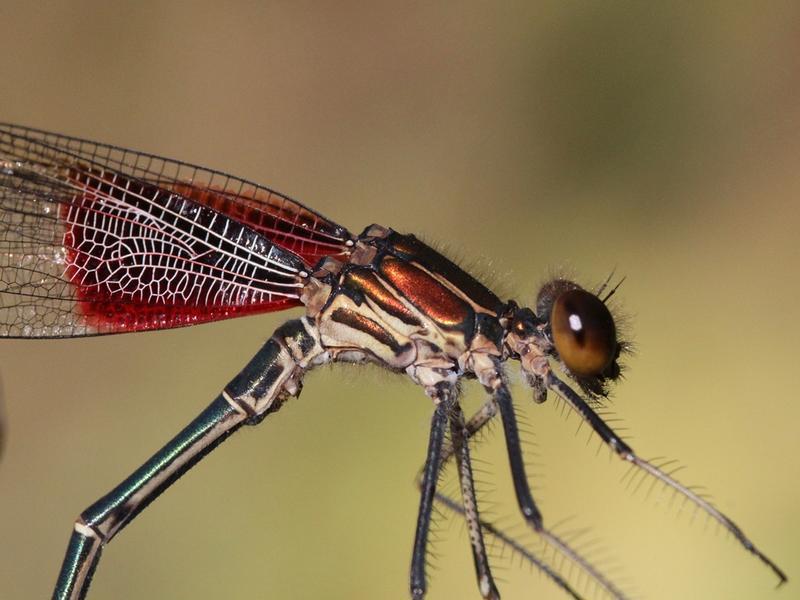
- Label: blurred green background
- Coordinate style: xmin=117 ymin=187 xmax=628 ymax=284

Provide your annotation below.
xmin=1 ymin=2 xmax=798 ymax=599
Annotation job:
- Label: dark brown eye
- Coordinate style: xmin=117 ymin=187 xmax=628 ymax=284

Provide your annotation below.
xmin=550 ymin=289 xmax=616 ymax=377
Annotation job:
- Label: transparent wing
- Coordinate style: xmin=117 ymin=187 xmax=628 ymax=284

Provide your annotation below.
xmin=0 ymin=124 xmax=352 ymax=338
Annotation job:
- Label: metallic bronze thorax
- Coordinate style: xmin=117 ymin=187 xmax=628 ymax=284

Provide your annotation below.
xmin=303 ymin=225 xmax=509 ymax=385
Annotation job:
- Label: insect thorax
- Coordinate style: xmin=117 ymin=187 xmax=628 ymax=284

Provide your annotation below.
xmin=301 ymin=225 xmax=509 ymax=387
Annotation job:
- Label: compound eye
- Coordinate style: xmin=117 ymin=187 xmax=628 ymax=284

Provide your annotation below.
xmin=550 ymin=289 xmax=617 ymax=377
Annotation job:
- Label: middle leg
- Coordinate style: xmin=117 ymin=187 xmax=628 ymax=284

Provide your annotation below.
xmin=449 ymin=401 xmax=500 ymax=600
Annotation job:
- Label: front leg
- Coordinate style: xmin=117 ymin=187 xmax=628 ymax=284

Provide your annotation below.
xmin=53 ymin=318 xmax=325 ymax=600
xmin=545 ymin=371 xmax=788 ymax=585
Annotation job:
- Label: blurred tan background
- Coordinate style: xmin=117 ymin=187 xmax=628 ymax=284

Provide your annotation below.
xmin=1 ymin=2 xmax=798 ymax=599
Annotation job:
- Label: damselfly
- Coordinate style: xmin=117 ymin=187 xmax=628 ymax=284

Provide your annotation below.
xmin=0 ymin=124 xmax=787 ymax=599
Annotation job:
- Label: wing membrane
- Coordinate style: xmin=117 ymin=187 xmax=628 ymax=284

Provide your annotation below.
xmin=0 ymin=124 xmax=352 ymax=337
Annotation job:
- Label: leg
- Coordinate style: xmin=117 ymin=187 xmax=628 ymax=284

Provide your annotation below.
xmin=431 ymin=492 xmax=584 ymax=600
xmin=545 ymin=371 xmax=788 ymax=584
xmin=448 ymin=402 xmax=499 ymax=600
xmin=492 ymin=374 xmax=631 ymax=598
xmin=410 ymin=383 xmax=450 ymax=600
xmin=423 ymin=391 xmax=629 ymax=599
xmin=438 ymin=395 xmax=497 ymax=465
xmin=53 ymin=318 xmax=325 ymax=600
xmin=467 ymin=367 xmax=630 ymax=599
xmin=440 ymin=362 xmax=543 ymax=531
xmin=490 ymin=374 xmax=543 ymax=529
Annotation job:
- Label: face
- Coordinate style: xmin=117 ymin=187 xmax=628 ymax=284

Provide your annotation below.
xmin=507 ymin=277 xmax=624 ymax=399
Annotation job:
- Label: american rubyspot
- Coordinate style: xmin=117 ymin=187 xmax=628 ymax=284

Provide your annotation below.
xmin=0 ymin=124 xmax=787 ymax=599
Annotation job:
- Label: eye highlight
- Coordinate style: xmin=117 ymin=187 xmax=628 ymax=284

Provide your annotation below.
xmin=550 ymin=289 xmax=616 ymax=377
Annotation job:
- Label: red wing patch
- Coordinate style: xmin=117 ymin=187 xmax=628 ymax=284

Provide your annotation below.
xmin=0 ymin=124 xmax=351 ymax=337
